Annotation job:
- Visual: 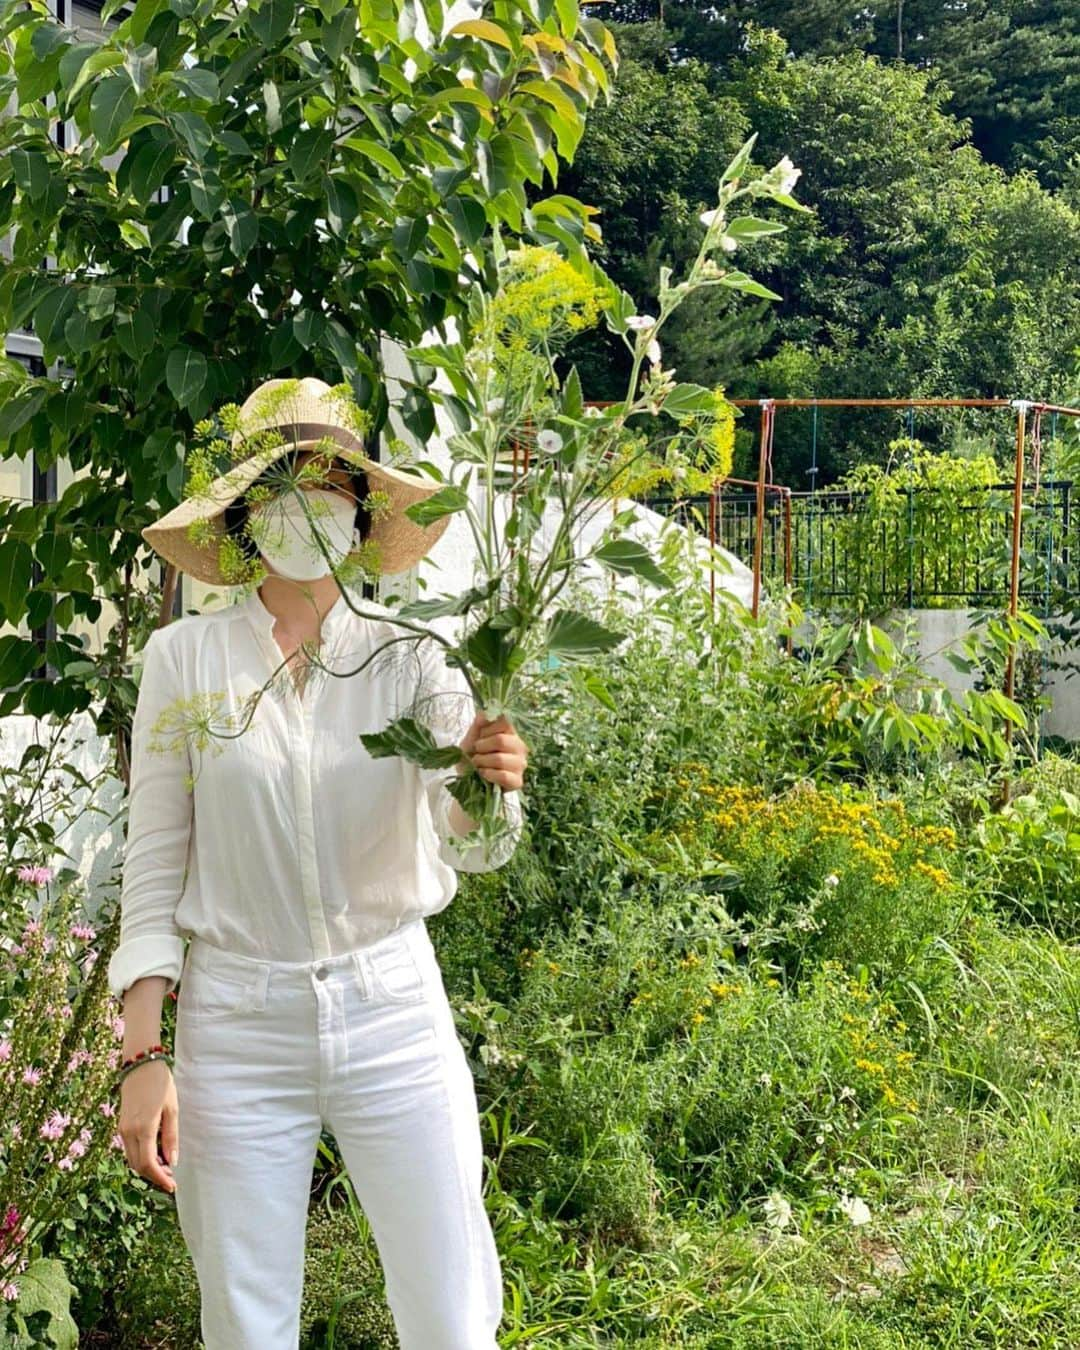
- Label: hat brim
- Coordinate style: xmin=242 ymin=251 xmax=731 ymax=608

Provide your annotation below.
xmin=142 ymin=436 xmax=454 ymax=584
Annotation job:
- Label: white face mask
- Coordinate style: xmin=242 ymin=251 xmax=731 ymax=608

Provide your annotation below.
xmin=248 ymin=488 xmax=358 ymax=582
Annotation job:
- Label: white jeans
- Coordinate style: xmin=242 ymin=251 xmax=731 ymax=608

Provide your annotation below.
xmin=171 ymin=918 xmax=503 ymax=1348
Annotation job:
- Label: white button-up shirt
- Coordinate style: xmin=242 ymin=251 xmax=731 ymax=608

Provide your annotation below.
xmin=106 ymin=587 xmax=525 ymax=1002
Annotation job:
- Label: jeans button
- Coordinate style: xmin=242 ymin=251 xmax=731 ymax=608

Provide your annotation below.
xmin=315 ymin=965 xmax=328 ymax=980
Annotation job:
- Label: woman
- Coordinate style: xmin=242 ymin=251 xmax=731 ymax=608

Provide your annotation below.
xmin=108 ymin=378 xmax=528 ymax=1349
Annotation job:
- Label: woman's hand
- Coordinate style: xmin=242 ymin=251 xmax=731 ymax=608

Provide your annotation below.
xmin=458 ymin=713 xmax=528 ymax=791
xmin=118 ymin=1060 xmax=178 ymax=1194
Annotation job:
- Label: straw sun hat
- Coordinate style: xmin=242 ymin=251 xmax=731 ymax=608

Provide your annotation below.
xmin=141 ymin=376 xmax=454 ymax=585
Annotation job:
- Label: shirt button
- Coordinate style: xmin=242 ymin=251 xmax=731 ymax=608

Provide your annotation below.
xmin=315 ymin=966 xmax=328 ymax=980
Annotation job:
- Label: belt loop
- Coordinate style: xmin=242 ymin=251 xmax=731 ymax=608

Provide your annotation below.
xmin=350 ymin=950 xmax=371 ymax=1000
xmin=250 ymin=963 xmax=269 ymax=1012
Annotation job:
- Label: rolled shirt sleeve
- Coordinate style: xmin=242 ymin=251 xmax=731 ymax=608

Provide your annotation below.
xmin=106 ymin=627 xmax=193 ymax=1003
xmin=413 ymin=636 xmax=525 ymax=874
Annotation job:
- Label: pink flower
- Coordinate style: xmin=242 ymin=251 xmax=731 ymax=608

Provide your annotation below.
xmin=110 ymin=1131 xmax=124 ymax=1150
xmin=99 ymin=1100 xmax=115 ymax=1118
xmin=66 ymin=1137 xmax=87 ymax=1159
xmin=21 ymin=1068 xmax=41 ymax=1086
xmin=0 ymin=1040 xmax=11 ymax=1062
xmin=1 ymin=1208 xmax=20 ymax=1234
xmin=40 ymin=1111 xmax=71 ymax=1141
xmin=57 ymin=1157 xmax=74 ymax=1171
xmin=59 ymin=1005 xmax=72 ymax=1020
xmin=70 ymin=923 xmax=96 ymax=941
xmin=1 ymin=1280 xmax=17 ymax=1301
xmin=16 ymin=866 xmax=53 ymax=887
xmin=9 ymin=1125 xmax=20 ymax=1142
xmin=111 ymin=1016 xmax=124 ymax=1039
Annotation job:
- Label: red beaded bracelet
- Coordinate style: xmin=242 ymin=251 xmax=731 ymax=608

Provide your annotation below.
xmin=121 ymin=1043 xmax=167 ymax=1070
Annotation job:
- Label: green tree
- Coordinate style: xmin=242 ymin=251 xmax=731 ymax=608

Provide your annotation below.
xmin=0 ymin=0 xmax=617 ymax=732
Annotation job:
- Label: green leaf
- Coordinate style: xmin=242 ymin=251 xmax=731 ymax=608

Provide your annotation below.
xmin=165 ymin=345 xmax=208 ymax=409
xmin=249 ymin=0 xmax=296 ymax=45
xmin=718 ymin=133 xmax=758 ymax=187
xmin=222 ymin=197 xmax=258 ymax=256
xmin=403 ymin=483 xmax=468 ymax=528
xmin=464 ymin=621 xmax=523 ymax=678
xmin=718 ymin=272 xmax=783 ymax=301
xmin=562 ymin=365 xmax=583 ymax=418
xmin=662 ymin=383 xmax=715 ymax=419
xmin=123 ymin=41 xmax=157 ymax=93
xmin=582 ymin=671 xmax=616 ymax=711
xmin=289 ymin=128 xmax=334 ymax=182
xmin=393 ymin=215 xmax=428 ymax=258
xmin=546 ymin=608 xmax=627 ymax=660
xmin=32 ymin=286 xmax=77 ymax=350
xmin=360 ymin=715 xmax=464 ymax=770
xmin=13 ymin=1257 xmax=78 ymax=1350
xmin=11 ymin=147 xmax=50 ymax=200
xmin=325 ymin=176 xmax=357 ymax=235
xmin=342 ymin=136 xmax=405 ymax=178
xmin=170 ymin=109 xmax=213 ymax=162
xmin=89 ymin=75 xmax=137 ymax=153
xmin=0 ymin=386 xmax=47 ymax=441
xmin=397 ymin=578 xmax=501 ymax=621
xmin=268 ymin=319 xmax=302 ymax=369
xmin=592 ymin=539 xmax=674 ymax=590
xmin=0 ymin=540 xmax=34 ymax=625
xmin=115 ymin=307 xmax=155 ymax=361
xmin=723 ymin=216 xmax=786 ymax=241
xmin=0 ymin=634 xmax=44 ymax=687
xmin=170 ymin=66 xmax=219 ymax=101
xmin=57 ymin=41 xmax=97 ymax=99
xmin=293 ymin=309 xmax=326 ymax=349
xmin=128 ymin=137 xmax=174 ymax=203
xmin=445 ymin=195 xmax=487 ymax=247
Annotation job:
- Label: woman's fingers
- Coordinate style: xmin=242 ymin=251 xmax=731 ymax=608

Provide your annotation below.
xmin=134 ymin=1123 xmax=176 ymax=1193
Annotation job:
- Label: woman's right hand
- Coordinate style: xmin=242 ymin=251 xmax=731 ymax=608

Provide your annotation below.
xmin=119 ymin=1060 xmax=178 ymax=1194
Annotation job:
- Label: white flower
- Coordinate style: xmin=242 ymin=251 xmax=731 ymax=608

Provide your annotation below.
xmin=488 ymin=396 xmax=505 ymax=414
xmin=763 ymin=1191 xmax=793 ymax=1231
xmin=583 ymin=406 xmax=603 ymax=418
xmin=757 ymin=1071 xmax=773 ymax=1088
xmin=699 ymin=207 xmax=724 ymax=230
xmin=699 ymin=258 xmax=723 ymax=279
xmin=645 ymin=338 xmax=661 ymax=365
xmin=767 ymin=155 xmax=801 ymax=197
xmin=839 ymin=1085 xmax=856 ymax=1102
xmin=719 ymin=235 xmax=738 ymax=253
xmin=625 ymin=314 xmax=657 ymax=333
xmin=825 ymin=874 xmax=840 ymax=888
xmin=838 ymin=1194 xmax=872 ymax=1227
xmin=671 ymin=464 xmax=688 ymax=482
xmin=537 ymin=429 xmax=563 ymax=454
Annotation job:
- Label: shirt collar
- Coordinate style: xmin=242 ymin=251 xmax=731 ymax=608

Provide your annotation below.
xmin=241 ymin=585 xmax=354 ymax=640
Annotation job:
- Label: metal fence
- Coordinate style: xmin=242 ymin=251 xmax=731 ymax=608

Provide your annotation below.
xmin=640 ymin=480 xmax=1076 ymax=610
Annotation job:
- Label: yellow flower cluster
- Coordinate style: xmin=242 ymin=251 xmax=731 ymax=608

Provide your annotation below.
xmin=710 ymin=982 xmax=742 ymax=999
xmin=834 ymin=975 xmax=919 ymax=1114
xmin=490 ymin=245 xmax=603 ymax=355
xmin=669 ymin=770 xmax=955 ymax=894
xmin=913 ymin=860 xmax=951 ymax=889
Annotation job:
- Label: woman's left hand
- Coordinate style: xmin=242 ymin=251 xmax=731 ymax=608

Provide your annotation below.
xmin=458 ymin=713 xmax=528 ymax=791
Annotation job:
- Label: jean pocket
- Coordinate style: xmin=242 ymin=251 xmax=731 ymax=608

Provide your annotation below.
xmin=368 ymin=939 xmax=428 ymax=1005
xmin=184 ymin=961 xmax=261 ymax=1021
